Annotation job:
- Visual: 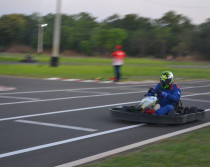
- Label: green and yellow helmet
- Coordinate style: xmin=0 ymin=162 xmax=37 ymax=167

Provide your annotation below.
xmin=160 ymin=71 xmax=174 ymax=89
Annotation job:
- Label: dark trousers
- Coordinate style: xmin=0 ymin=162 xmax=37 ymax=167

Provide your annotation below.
xmin=114 ymin=65 xmax=121 ymax=82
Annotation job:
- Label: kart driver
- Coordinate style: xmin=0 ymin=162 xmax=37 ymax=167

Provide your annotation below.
xmin=146 ymin=71 xmax=181 ymax=116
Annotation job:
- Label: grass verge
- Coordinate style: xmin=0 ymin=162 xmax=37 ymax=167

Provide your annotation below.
xmin=0 ymin=53 xmax=210 ymax=81
xmin=85 ymin=126 xmax=210 ymax=167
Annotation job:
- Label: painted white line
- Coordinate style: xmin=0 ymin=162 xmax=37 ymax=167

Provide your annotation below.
xmin=0 ymin=124 xmax=144 ymax=159
xmin=15 ymin=120 xmax=97 ymax=132
xmin=0 ymin=84 xmax=155 ymax=95
xmin=0 ymin=100 xmax=141 ymax=122
xmin=0 ymin=81 xmax=209 ymax=96
xmin=0 ymin=96 xmax=39 ymax=101
xmin=1 ymin=94 xmax=209 ymax=122
xmin=182 ymin=85 xmax=210 ymax=89
xmin=0 ymin=88 xmax=209 ymax=106
xmin=66 ymin=90 xmax=109 ymax=95
xmin=179 ymin=80 xmax=210 ymax=84
xmin=182 ymin=92 xmax=210 ymax=97
xmin=182 ymin=98 xmax=210 ymax=103
xmin=0 ymin=91 xmax=146 ymax=106
xmin=56 ymin=122 xmax=210 ymax=167
xmin=0 ymin=84 xmax=209 ymax=106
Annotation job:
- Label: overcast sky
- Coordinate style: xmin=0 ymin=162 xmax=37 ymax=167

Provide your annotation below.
xmin=0 ymin=0 xmax=209 ymax=24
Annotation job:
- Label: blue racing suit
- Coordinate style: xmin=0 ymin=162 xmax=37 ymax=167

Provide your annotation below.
xmin=148 ymin=83 xmax=181 ymax=116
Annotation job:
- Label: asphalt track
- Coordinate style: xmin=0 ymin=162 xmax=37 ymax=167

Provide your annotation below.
xmin=0 ymin=75 xmax=209 ymax=167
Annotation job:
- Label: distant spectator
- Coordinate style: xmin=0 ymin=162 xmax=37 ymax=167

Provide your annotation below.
xmin=166 ymin=55 xmax=174 ymax=61
xmin=111 ymin=45 xmax=126 ymax=82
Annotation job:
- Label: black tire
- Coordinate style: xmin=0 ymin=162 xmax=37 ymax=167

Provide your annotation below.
xmin=167 ymin=110 xmax=176 ymax=117
xmin=189 ymin=107 xmax=198 ymax=113
xmin=122 ymin=106 xmax=129 ymax=112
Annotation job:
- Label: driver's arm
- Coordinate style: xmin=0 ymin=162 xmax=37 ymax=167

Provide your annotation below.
xmin=167 ymin=86 xmax=181 ymax=102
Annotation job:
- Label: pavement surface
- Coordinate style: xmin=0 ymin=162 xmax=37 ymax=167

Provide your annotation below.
xmin=0 ymin=75 xmax=209 ymax=167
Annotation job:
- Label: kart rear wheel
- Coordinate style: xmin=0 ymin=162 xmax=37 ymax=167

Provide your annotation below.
xmin=189 ymin=107 xmax=198 ymax=113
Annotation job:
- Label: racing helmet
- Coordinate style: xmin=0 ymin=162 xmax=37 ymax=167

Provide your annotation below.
xmin=160 ymin=71 xmax=174 ymax=89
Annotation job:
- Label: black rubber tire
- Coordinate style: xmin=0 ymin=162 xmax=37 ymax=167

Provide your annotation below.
xmin=167 ymin=110 xmax=176 ymax=117
xmin=189 ymin=107 xmax=198 ymax=113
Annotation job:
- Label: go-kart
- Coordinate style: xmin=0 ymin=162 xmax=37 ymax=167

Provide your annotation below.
xmin=110 ymin=88 xmax=206 ymax=124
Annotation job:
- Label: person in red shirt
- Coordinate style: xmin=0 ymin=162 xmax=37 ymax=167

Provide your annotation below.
xmin=111 ymin=45 xmax=126 ymax=82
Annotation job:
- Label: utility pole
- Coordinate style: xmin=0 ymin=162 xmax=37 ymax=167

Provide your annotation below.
xmin=37 ymin=21 xmax=48 ymax=54
xmin=37 ymin=17 xmax=43 ymax=54
xmin=51 ymin=0 xmax=62 ymax=67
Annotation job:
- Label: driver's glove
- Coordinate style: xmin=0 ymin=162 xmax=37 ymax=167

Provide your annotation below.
xmin=161 ymin=92 xmax=168 ymax=98
xmin=147 ymin=88 xmax=156 ymax=96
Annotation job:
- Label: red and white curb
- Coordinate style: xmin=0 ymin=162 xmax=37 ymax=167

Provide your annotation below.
xmin=44 ymin=78 xmax=156 ymax=85
xmin=44 ymin=78 xmax=113 ymax=84
xmin=0 ymin=86 xmax=16 ymax=91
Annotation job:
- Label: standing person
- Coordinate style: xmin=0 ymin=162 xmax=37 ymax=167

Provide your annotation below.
xmin=111 ymin=45 xmax=126 ymax=82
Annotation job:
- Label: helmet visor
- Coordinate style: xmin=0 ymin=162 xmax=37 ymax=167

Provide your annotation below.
xmin=160 ymin=78 xmax=171 ymax=89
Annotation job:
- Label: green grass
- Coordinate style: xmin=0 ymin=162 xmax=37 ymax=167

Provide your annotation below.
xmin=85 ymin=126 xmax=210 ymax=167
xmin=0 ymin=53 xmax=210 ymax=81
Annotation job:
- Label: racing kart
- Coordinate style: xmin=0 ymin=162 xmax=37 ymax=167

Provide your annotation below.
xmin=110 ymin=89 xmax=206 ymax=124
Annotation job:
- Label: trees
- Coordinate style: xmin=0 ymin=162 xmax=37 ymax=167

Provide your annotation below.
xmin=0 ymin=11 xmax=209 ymax=59
xmin=90 ymin=28 xmax=127 ymax=55
xmin=154 ymin=11 xmax=195 ymax=57
xmin=193 ymin=19 xmax=210 ymax=59
xmin=23 ymin=13 xmax=40 ymax=48
xmin=59 ymin=12 xmax=98 ymax=53
xmin=0 ymin=14 xmax=26 ymax=46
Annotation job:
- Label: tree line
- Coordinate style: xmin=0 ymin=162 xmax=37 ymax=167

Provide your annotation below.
xmin=0 ymin=11 xmax=210 ymax=59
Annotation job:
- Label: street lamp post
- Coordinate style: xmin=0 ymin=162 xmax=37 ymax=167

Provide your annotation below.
xmin=37 ymin=23 xmax=48 ymax=54
xmin=51 ymin=0 xmax=62 ymax=67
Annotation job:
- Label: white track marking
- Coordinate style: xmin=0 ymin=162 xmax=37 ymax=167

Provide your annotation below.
xmin=0 ymin=89 xmax=206 ymax=107
xmin=179 ymin=80 xmax=210 ymax=84
xmin=0 ymin=84 xmax=155 ymax=95
xmin=0 ymin=83 xmax=209 ymax=96
xmin=0 ymin=84 xmax=209 ymax=106
xmin=66 ymin=90 xmax=110 ymax=95
xmin=182 ymin=85 xmax=210 ymax=89
xmin=0 ymin=96 xmax=39 ymax=100
xmin=0 ymin=93 xmax=210 ymax=122
xmin=0 ymin=91 xmax=146 ymax=106
xmin=182 ymin=98 xmax=210 ymax=103
xmin=182 ymin=92 xmax=210 ymax=97
xmin=0 ymin=124 xmax=144 ymax=158
xmin=0 ymin=100 xmax=141 ymax=122
xmin=0 ymin=80 xmax=209 ymax=96
xmin=1 ymin=87 xmax=210 ymax=106
xmin=56 ymin=122 xmax=210 ymax=167
xmin=15 ymin=120 xmax=97 ymax=132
